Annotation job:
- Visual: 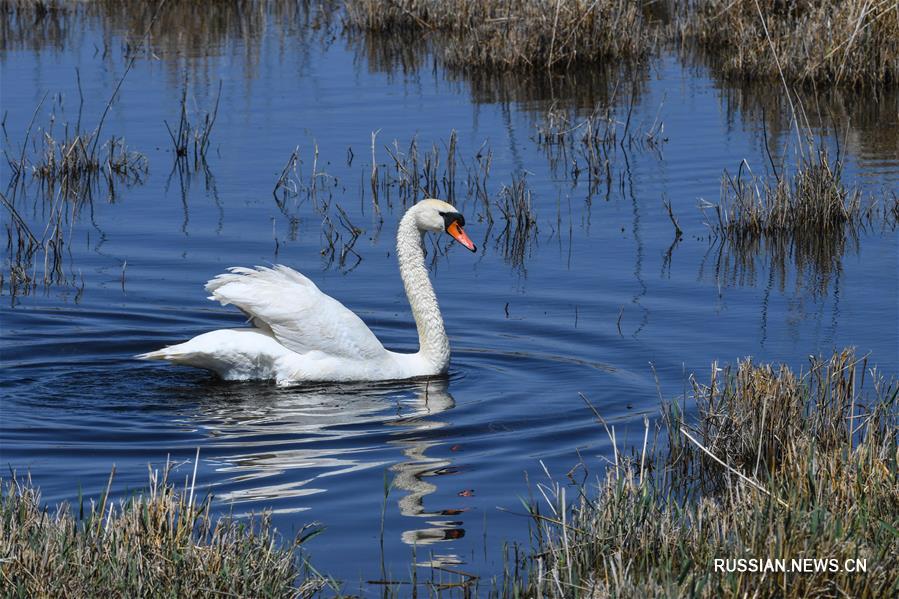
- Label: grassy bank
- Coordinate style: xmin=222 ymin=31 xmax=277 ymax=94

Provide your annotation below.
xmin=504 ymin=348 xmax=898 ymax=597
xmin=0 ymin=464 xmax=328 ymax=598
xmin=344 ymin=0 xmax=898 ymax=86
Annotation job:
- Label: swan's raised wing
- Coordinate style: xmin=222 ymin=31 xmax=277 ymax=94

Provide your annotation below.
xmin=205 ymin=265 xmax=387 ymax=361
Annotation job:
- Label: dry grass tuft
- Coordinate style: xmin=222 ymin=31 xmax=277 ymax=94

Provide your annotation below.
xmin=344 ymin=0 xmax=659 ymax=71
xmin=678 ymin=0 xmax=899 ymax=88
xmin=703 ymin=147 xmax=887 ymax=294
xmin=32 ymin=132 xmax=148 ymax=201
xmin=0 ymin=464 xmax=328 ymax=598
xmin=711 ymin=148 xmax=867 ymax=240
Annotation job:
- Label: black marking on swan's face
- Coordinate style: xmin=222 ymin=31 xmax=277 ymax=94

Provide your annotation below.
xmin=439 ymin=211 xmax=465 ymax=230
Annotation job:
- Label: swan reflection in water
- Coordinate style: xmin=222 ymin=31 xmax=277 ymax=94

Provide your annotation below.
xmin=182 ymin=376 xmax=464 ymax=560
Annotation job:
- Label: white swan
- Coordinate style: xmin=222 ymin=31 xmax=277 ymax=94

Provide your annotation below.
xmin=137 ymin=199 xmax=476 ymax=384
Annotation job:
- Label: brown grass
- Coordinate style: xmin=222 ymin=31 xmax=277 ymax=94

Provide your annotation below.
xmin=678 ymin=0 xmax=899 ymax=88
xmin=500 ymin=348 xmax=898 ymax=598
xmin=703 ymin=147 xmax=887 ymax=295
xmin=344 ymin=0 xmax=659 ymax=71
xmin=0 ymin=463 xmax=329 ymax=598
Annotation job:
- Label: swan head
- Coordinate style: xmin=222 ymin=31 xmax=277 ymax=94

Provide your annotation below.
xmin=413 ymin=199 xmax=476 ymax=252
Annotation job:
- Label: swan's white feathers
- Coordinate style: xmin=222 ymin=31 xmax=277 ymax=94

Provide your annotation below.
xmin=204 ymin=265 xmax=386 ymax=361
xmin=139 ymin=201 xmax=467 ymax=383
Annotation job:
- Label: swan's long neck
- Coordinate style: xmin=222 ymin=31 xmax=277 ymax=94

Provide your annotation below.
xmin=396 ymin=210 xmax=449 ymax=372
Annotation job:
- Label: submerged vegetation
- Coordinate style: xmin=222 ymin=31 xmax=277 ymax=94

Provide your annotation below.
xmin=0 ymin=463 xmax=328 ymax=598
xmin=2 ymin=92 xmax=147 ymax=299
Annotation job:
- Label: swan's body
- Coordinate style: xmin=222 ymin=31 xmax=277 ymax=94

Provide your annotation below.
xmin=137 ymin=199 xmax=475 ymax=384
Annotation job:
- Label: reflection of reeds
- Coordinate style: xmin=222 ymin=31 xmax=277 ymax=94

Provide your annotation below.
xmin=0 ymin=0 xmax=71 ymax=52
xmin=165 ymin=80 xmax=221 ymax=169
xmin=537 ymin=100 xmax=665 ymax=199
xmin=708 ymin=76 xmax=899 ymax=170
xmin=321 ymin=204 xmax=364 ymax=272
xmin=502 ymin=349 xmax=897 ymax=598
xmin=888 ymin=192 xmax=899 ymax=228
xmin=677 ymin=0 xmax=899 ymax=88
xmin=1 ymin=1 xmax=338 ymax=81
xmin=1 ymin=463 xmax=328 ymax=597
xmin=496 ymin=174 xmax=537 ymax=271
xmin=273 ymin=145 xmax=302 ymax=206
xmin=345 ymin=0 xmax=657 ymax=71
xmin=269 ymin=143 xmax=365 ymax=271
xmin=4 ymin=189 xmax=72 ymax=297
xmin=271 ymin=142 xmax=338 ymax=213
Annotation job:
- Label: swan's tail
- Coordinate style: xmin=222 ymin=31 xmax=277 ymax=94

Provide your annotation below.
xmin=135 ymin=333 xmax=240 ymax=368
xmin=135 ymin=328 xmax=297 ymax=381
xmin=135 ymin=349 xmax=164 ymax=360
xmin=135 ymin=343 xmax=209 ymax=366
xmin=135 ymin=346 xmax=190 ymax=362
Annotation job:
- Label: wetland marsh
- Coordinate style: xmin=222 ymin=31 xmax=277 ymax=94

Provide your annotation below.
xmin=1 ymin=1 xmax=897 ymax=595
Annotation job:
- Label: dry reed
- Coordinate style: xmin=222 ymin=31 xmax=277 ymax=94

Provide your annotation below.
xmin=501 ymin=348 xmax=898 ymax=598
xmin=2 ymin=94 xmax=147 ymax=299
xmin=166 ymin=80 xmax=221 ymax=170
xmin=344 ymin=0 xmax=659 ymax=71
xmin=495 ymin=174 xmax=537 ymax=271
xmin=677 ymin=0 xmax=899 ymax=88
xmin=703 ymin=147 xmax=884 ymax=295
xmin=0 ymin=463 xmax=329 ymax=598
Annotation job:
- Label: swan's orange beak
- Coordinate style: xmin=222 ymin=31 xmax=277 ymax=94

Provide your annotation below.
xmin=447 ymin=221 xmax=476 ymax=252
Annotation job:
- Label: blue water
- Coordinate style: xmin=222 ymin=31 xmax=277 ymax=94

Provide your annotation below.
xmin=2 ymin=4 xmax=897 ymax=589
